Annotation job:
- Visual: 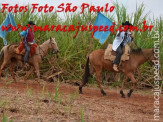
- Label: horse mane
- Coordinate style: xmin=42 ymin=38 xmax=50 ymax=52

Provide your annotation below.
xmin=131 ymin=48 xmax=142 ymax=54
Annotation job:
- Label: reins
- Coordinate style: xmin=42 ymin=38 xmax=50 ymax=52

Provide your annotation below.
xmin=38 ymin=46 xmax=46 ymax=60
xmin=38 ymin=40 xmax=56 ymax=60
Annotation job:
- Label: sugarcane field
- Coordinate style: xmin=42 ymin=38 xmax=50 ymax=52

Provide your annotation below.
xmin=0 ymin=0 xmax=162 ymax=122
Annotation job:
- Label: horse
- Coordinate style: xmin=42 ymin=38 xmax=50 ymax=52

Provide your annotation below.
xmin=79 ymin=48 xmax=156 ymax=98
xmin=0 ymin=37 xmax=59 ymax=83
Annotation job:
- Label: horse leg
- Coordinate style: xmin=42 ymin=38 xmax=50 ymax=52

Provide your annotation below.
xmin=90 ymin=65 xmax=95 ymax=75
xmin=120 ymin=76 xmax=127 ymax=98
xmin=126 ymin=73 xmax=136 ymax=97
xmin=0 ymin=61 xmax=8 ymax=81
xmin=24 ymin=67 xmax=34 ymax=81
xmin=79 ymin=66 xmax=95 ymax=94
xmin=95 ymin=69 xmax=106 ymax=96
xmin=9 ymin=61 xmax=16 ymax=82
xmin=34 ymin=63 xmax=40 ymax=83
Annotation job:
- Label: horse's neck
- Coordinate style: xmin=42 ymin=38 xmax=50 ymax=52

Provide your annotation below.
xmin=132 ymin=49 xmax=152 ymax=66
xmin=38 ymin=42 xmax=49 ymax=58
xmin=136 ymin=55 xmax=148 ymax=65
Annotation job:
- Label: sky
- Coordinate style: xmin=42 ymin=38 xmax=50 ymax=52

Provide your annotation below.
xmin=0 ymin=0 xmax=162 ymax=20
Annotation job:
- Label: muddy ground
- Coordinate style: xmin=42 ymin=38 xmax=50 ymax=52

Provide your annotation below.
xmin=0 ymin=78 xmax=162 ymax=122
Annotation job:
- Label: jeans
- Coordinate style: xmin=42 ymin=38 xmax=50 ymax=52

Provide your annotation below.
xmin=113 ymin=44 xmax=123 ymax=65
xmin=24 ymin=42 xmax=30 ymax=62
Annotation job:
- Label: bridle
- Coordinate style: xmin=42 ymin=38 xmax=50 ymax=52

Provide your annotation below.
xmin=38 ymin=39 xmax=57 ymax=60
xmin=49 ymin=39 xmax=58 ymax=58
xmin=49 ymin=40 xmax=57 ymax=52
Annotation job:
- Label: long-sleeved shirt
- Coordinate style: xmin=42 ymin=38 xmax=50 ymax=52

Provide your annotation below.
xmin=20 ymin=28 xmax=35 ymax=43
xmin=112 ymin=30 xmax=132 ymax=51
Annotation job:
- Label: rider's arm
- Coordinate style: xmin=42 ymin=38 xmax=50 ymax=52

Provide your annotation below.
xmin=19 ymin=31 xmax=27 ymax=41
xmin=128 ymin=31 xmax=134 ymax=41
xmin=129 ymin=34 xmax=134 ymax=42
xmin=117 ymin=32 xmax=121 ymax=36
xmin=20 ymin=31 xmax=27 ymax=36
xmin=130 ymin=35 xmax=134 ymax=40
xmin=117 ymin=26 xmax=125 ymax=37
xmin=116 ymin=30 xmax=122 ymax=37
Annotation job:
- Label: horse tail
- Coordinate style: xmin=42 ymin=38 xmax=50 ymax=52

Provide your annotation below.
xmin=83 ymin=57 xmax=90 ymax=83
xmin=79 ymin=57 xmax=90 ymax=93
xmin=0 ymin=47 xmax=5 ymax=62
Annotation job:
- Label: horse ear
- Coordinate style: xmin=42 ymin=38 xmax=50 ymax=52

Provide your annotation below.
xmin=50 ymin=37 xmax=52 ymax=41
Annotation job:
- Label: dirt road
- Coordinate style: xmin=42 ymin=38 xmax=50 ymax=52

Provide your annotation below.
xmin=0 ymin=78 xmax=162 ymax=122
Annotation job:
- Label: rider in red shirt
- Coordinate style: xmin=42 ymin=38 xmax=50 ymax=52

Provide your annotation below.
xmin=19 ymin=21 xmax=35 ymax=63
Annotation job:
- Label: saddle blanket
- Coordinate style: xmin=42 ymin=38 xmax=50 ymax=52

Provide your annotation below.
xmin=104 ymin=44 xmax=131 ymax=62
xmin=16 ymin=42 xmax=37 ymax=55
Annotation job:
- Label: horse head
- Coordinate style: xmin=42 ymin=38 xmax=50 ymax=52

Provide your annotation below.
xmin=148 ymin=48 xmax=160 ymax=66
xmin=48 ymin=37 xmax=59 ymax=54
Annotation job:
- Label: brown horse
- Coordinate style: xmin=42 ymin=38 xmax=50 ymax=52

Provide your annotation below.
xmin=0 ymin=37 xmax=59 ymax=83
xmin=79 ymin=48 xmax=155 ymax=97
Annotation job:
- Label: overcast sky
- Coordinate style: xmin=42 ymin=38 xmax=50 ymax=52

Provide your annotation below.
xmin=0 ymin=0 xmax=162 ymax=19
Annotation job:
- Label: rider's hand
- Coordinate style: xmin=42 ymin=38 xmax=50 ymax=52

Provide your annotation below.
xmin=130 ymin=35 xmax=134 ymax=39
xmin=20 ymin=36 xmax=24 ymax=41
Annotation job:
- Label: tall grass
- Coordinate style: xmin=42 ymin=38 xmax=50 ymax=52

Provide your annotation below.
xmin=0 ymin=2 xmax=162 ymax=86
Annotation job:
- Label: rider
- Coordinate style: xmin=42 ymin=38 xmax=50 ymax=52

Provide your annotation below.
xmin=112 ymin=21 xmax=134 ymax=71
xmin=19 ymin=21 xmax=35 ymax=63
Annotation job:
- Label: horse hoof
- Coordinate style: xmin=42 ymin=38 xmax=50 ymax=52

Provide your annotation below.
xmin=121 ymin=95 xmax=126 ymax=98
xmin=79 ymin=91 xmax=83 ymax=94
xmin=127 ymin=93 xmax=131 ymax=97
xmin=79 ymin=87 xmax=83 ymax=94
xmin=101 ymin=90 xmax=107 ymax=96
xmin=128 ymin=89 xmax=133 ymax=97
xmin=103 ymin=93 xmax=107 ymax=96
xmin=79 ymin=90 xmax=83 ymax=94
xmin=120 ymin=90 xmax=125 ymax=98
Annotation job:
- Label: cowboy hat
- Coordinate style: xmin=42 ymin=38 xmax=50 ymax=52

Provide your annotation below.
xmin=122 ymin=21 xmax=132 ymax=26
xmin=27 ymin=21 xmax=35 ymax=25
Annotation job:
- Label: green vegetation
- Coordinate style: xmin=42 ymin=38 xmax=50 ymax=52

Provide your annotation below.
xmin=80 ymin=108 xmax=85 ymax=122
xmin=2 ymin=113 xmax=13 ymax=122
xmin=26 ymin=85 xmax=33 ymax=97
xmin=0 ymin=2 xmax=162 ymax=87
xmin=54 ymin=81 xmax=60 ymax=100
xmin=41 ymin=85 xmax=45 ymax=96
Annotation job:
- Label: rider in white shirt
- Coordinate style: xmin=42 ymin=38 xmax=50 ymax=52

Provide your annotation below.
xmin=112 ymin=21 xmax=134 ymax=71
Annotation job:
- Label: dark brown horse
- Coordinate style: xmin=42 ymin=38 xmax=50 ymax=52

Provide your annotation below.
xmin=79 ymin=48 xmax=155 ymax=97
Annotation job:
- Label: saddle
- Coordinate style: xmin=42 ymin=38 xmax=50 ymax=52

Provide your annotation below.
xmin=104 ymin=44 xmax=131 ymax=64
xmin=16 ymin=41 xmax=37 ymax=56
